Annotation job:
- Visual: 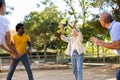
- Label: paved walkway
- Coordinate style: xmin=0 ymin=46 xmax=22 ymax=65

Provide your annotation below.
xmin=0 ymin=64 xmax=117 ymax=80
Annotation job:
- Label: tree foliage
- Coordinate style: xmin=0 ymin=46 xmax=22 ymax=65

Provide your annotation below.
xmin=24 ymin=5 xmax=62 ymax=50
xmin=23 ymin=0 xmax=120 ymax=59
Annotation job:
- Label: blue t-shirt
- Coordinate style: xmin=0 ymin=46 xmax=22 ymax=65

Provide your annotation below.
xmin=108 ymin=20 xmax=120 ymax=54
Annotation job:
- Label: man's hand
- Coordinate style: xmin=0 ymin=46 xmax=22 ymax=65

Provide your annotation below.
xmin=90 ymin=36 xmax=98 ymax=44
xmin=27 ymin=47 xmax=32 ymax=54
xmin=90 ymin=36 xmax=104 ymax=46
xmin=11 ymin=53 xmax=20 ymax=58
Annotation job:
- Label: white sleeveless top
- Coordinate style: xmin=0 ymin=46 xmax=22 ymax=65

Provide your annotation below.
xmin=0 ymin=15 xmax=12 ymax=45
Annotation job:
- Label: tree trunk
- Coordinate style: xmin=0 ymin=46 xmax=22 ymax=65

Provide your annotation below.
xmin=43 ymin=34 xmax=47 ymax=62
xmin=97 ymin=46 xmax=100 ymax=62
xmin=92 ymin=44 xmax=94 ymax=54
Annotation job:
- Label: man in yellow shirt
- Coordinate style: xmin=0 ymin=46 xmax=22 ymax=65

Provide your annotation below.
xmin=6 ymin=23 xmax=34 ymax=80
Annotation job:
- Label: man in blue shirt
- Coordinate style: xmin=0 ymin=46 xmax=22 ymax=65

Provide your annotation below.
xmin=90 ymin=12 xmax=120 ymax=80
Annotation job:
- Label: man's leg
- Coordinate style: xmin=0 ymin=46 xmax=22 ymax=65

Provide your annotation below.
xmin=6 ymin=58 xmax=20 ymax=80
xmin=21 ymin=54 xmax=34 ymax=80
xmin=116 ymin=69 xmax=120 ymax=80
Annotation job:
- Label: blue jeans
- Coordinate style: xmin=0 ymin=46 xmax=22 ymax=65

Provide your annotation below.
xmin=6 ymin=54 xmax=34 ymax=80
xmin=71 ymin=50 xmax=83 ymax=80
xmin=116 ymin=69 xmax=120 ymax=80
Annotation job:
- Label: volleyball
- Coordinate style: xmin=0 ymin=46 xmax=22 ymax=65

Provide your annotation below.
xmin=60 ymin=19 xmax=68 ymax=27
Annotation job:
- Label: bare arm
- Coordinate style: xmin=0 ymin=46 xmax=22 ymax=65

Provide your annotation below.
xmin=27 ymin=41 xmax=32 ymax=53
xmin=0 ymin=45 xmax=12 ymax=53
xmin=90 ymin=36 xmax=120 ymax=50
xmin=97 ymin=40 xmax=120 ymax=50
xmin=5 ymin=30 xmax=20 ymax=58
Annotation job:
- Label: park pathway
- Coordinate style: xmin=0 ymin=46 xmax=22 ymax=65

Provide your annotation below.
xmin=0 ymin=65 xmax=117 ymax=80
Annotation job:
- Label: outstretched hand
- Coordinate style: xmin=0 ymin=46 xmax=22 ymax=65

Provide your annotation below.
xmin=90 ymin=36 xmax=98 ymax=44
xmin=90 ymin=36 xmax=104 ymax=46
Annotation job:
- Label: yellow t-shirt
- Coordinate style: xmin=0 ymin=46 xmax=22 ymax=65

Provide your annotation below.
xmin=13 ymin=34 xmax=31 ymax=55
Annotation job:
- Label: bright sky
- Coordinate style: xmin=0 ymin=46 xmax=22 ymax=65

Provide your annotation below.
xmin=5 ymin=0 xmax=66 ymax=30
xmin=5 ymin=0 xmax=43 ymax=29
xmin=5 ymin=0 xmax=100 ymax=30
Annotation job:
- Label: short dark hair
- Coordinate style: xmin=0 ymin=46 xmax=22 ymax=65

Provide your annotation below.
xmin=100 ymin=12 xmax=113 ymax=23
xmin=0 ymin=0 xmax=5 ymax=8
xmin=16 ymin=23 xmax=24 ymax=32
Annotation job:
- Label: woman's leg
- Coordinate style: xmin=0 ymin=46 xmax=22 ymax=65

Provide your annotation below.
xmin=76 ymin=53 xmax=83 ymax=80
xmin=71 ymin=51 xmax=77 ymax=80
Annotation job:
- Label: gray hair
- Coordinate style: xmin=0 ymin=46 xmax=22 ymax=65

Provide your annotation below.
xmin=100 ymin=12 xmax=113 ymax=23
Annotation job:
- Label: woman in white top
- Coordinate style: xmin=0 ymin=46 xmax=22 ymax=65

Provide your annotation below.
xmin=60 ymin=23 xmax=85 ymax=80
xmin=0 ymin=0 xmax=20 ymax=58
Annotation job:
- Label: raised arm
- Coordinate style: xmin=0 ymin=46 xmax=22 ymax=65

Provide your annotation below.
xmin=59 ymin=26 xmax=71 ymax=43
xmin=77 ymin=31 xmax=83 ymax=42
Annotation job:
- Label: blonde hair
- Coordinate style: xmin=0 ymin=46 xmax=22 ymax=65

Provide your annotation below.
xmin=71 ymin=27 xmax=80 ymax=36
